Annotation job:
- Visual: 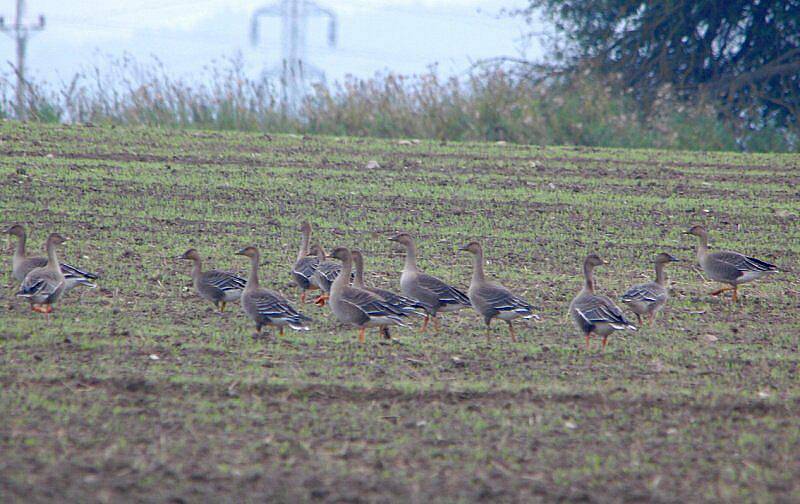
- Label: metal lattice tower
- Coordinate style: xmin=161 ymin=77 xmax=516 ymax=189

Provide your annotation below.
xmin=0 ymin=0 xmax=45 ymax=120
xmin=250 ymin=0 xmax=336 ymax=112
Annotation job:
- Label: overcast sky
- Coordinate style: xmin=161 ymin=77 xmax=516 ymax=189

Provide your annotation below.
xmin=0 ymin=0 xmax=541 ymax=86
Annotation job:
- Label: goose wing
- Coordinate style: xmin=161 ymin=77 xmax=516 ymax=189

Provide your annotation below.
xmin=476 ymin=283 xmax=537 ymax=317
xmin=204 ymin=269 xmax=247 ymax=292
xmin=342 ymin=287 xmax=408 ymax=322
xmin=60 ymin=262 xmax=99 ymax=281
xmin=417 ymin=273 xmax=470 ymax=307
xmin=711 ymin=251 xmax=778 ymax=273
xmin=621 ymin=283 xmax=665 ymax=304
xmin=251 ymin=290 xmax=311 ymax=327
xmin=17 ymin=269 xmax=64 ymax=298
xmin=292 ymin=256 xmax=320 ymax=281
xmin=370 ymin=287 xmax=430 ymax=314
xmin=574 ymin=294 xmax=634 ymax=329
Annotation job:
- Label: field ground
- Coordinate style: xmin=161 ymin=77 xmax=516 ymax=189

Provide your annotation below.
xmin=1 ymin=123 xmax=799 ymax=502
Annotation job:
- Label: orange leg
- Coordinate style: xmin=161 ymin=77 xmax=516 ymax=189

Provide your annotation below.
xmin=300 ymin=291 xmax=306 ymax=304
xmin=279 ymin=326 xmax=285 ymax=336
xmin=433 ymin=317 xmax=440 ymax=334
xmin=732 ymin=286 xmax=739 ymax=303
xmin=585 ymin=333 xmax=591 ymax=350
xmin=635 ymin=313 xmax=642 ymax=325
xmin=710 ymin=286 xmax=733 ymax=296
xmin=420 ymin=315 xmax=429 ymax=334
xmin=219 ymin=301 xmax=226 ymax=313
xmin=507 ymin=322 xmax=517 ymax=342
xmin=314 ymin=294 xmax=329 ymax=307
xmin=358 ymin=327 xmax=366 ymax=343
xmin=648 ymin=312 xmax=655 ymax=326
xmin=601 ymin=335 xmax=608 ymax=351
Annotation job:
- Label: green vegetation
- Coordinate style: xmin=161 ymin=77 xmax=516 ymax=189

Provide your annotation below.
xmin=3 ymin=56 xmax=796 ymax=152
xmin=1 ymin=122 xmax=799 ymax=501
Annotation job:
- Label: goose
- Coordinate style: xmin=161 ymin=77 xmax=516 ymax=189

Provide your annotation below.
xmin=351 ymin=248 xmax=428 ymax=339
xmin=621 ymin=252 xmax=679 ymax=325
xmin=569 ymin=254 xmax=636 ymax=350
xmin=292 ymin=221 xmax=320 ymax=303
xmin=16 ymin=233 xmax=69 ymax=318
xmin=177 ymin=248 xmax=246 ymax=312
xmin=6 ymin=224 xmax=97 ymax=290
xmin=460 ymin=241 xmax=539 ymax=342
xmin=388 ymin=232 xmax=469 ymax=333
xmin=236 ymin=246 xmax=311 ymax=335
xmin=328 ymin=246 xmax=408 ymax=343
xmin=685 ymin=224 xmax=779 ymax=302
xmin=309 ymin=243 xmax=345 ymax=307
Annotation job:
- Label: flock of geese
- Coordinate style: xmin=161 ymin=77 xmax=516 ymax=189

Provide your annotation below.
xmin=6 ymin=222 xmax=781 ymax=350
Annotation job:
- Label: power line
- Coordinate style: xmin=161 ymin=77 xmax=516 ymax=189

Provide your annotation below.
xmin=250 ymin=0 xmax=336 ymax=112
xmin=0 ymin=0 xmax=45 ymax=119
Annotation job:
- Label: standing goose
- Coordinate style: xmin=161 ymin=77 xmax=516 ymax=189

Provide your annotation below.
xmin=309 ymin=243 xmax=343 ymax=307
xmin=685 ymin=224 xmax=779 ymax=302
xmin=292 ymin=221 xmax=320 ymax=303
xmin=459 ymin=241 xmax=539 ymax=342
xmin=177 ymin=248 xmax=246 ymax=312
xmin=328 ymin=246 xmax=408 ymax=343
xmin=16 ymin=233 xmax=69 ymax=318
xmin=388 ymin=232 xmax=470 ymax=333
xmin=351 ymin=249 xmax=428 ymax=339
xmin=621 ymin=253 xmax=679 ymax=325
xmin=236 ymin=246 xmax=311 ymax=335
xmin=6 ymin=224 xmax=98 ymax=290
xmin=569 ymin=254 xmax=636 ymax=351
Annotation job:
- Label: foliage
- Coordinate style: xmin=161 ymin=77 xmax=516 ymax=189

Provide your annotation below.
xmin=0 ymin=54 xmax=795 ymax=151
xmin=516 ymin=0 xmax=800 ymax=130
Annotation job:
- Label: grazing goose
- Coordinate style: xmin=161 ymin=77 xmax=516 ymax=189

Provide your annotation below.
xmin=351 ymin=249 xmax=428 ymax=339
xmin=685 ymin=224 xmax=779 ymax=302
xmin=292 ymin=221 xmax=320 ymax=303
xmin=236 ymin=246 xmax=310 ymax=335
xmin=309 ymin=244 xmax=343 ymax=307
xmin=328 ymin=246 xmax=408 ymax=343
xmin=6 ymin=224 xmax=98 ymax=290
xmin=569 ymin=254 xmax=636 ymax=351
xmin=388 ymin=232 xmax=470 ymax=333
xmin=459 ymin=241 xmax=539 ymax=342
xmin=16 ymin=233 xmax=68 ymax=318
xmin=178 ymin=248 xmax=246 ymax=312
xmin=621 ymin=253 xmax=679 ymax=325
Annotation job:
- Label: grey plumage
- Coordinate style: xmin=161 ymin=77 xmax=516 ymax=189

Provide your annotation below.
xmin=292 ymin=221 xmax=321 ymax=295
xmin=621 ymin=252 xmax=678 ymax=325
xmin=236 ymin=246 xmax=311 ymax=333
xmin=351 ymin=249 xmax=429 ymax=317
xmin=16 ymin=233 xmax=69 ymax=314
xmin=328 ymin=247 xmax=409 ymax=342
xmin=569 ymin=254 xmax=636 ymax=350
xmin=460 ymin=241 xmax=538 ymax=342
xmin=686 ymin=224 xmax=779 ymax=302
xmin=7 ymin=224 xmax=98 ymax=290
xmin=179 ymin=249 xmax=245 ymax=311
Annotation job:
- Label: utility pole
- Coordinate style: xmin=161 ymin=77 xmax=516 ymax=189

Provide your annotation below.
xmin=0 ymin=0 xmax=45 ymax=120
xmin=250 ymin=0 xmax=336 ymax=113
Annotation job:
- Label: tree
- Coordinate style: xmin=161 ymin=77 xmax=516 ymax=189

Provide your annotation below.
xmin=518 ymin=0 xmax=800 ymax=128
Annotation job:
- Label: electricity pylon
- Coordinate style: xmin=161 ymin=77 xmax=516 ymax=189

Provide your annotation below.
xmin=0 ymin=0 xmax=45 ymax=120
xmin=250 ymin=0 xmax=337 ymax=112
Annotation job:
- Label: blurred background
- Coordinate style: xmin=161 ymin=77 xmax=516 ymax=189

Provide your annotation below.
xmin=0 ymin=0 xmax=797 ymax=152
xmin=17 ymin=0 xmax=536 ymax=84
